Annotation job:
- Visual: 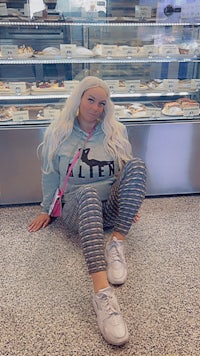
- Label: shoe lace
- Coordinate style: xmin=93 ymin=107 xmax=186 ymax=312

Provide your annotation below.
xmin=100 ymin=293 xmax=118 ymax=317
xmin=109 ymin=240 xmax=124 ymax=263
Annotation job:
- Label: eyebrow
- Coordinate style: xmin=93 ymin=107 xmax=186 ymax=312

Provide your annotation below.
xmin=88 ymin=94 xmax=106 ymax=103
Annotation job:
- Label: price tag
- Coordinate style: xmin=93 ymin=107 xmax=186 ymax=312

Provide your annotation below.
xmin=106 ymin=80 xmax=118 ymax=94
xmin=0 ymin=3 xmax=8 ymax=16
xmin=125 ymin=80 xmax=140 ymax=93
xmin=102 ymin=45 xmax=118 ymax=58
xmin=9 ymin=82 xmax=27 ymax=94
xmin=135 ymin=6 xmax=152 ymax=19
xmin=43 ymin=108 xmax=61 ymax=121
xmin=12 ymin=110 xmax=29 ymax=121
xmin=24 ymin=3 xmax=43 ymax=17
xmin=1 ymin=45 xmax=18 ymax=58
xmin=163 ymin=80 xmax=179 ymax=92
xmin=24 ymin=4 xmax=29 ymax=16
xmin=146 ymin=108 xmax=161 ymax=118
xmin=33 ymin=10 xmax=43 ymax=17
xmin=191 ymin=79 xmax=200 ymax=90
xmin=183 ymin=106 xmax=199 ymax=117
xmin=159 ymin=45 xmax=179 ymax=56
xmin=60 ymin=44 xmax=76 ymax=58
xmin=97 ymin=1 xmax=106 ymax=5
xmin=64 ymin=80 xmax=79 ymax=94
xmin=114 ymin=106 xmax=125 ymax=119
xmin=119 ymin=46 xmax=138 ymax=58
xmin=142 ymin=45 xmax=159 ymax=57
xmin=87 ymin=11 xmax=98 ymax=19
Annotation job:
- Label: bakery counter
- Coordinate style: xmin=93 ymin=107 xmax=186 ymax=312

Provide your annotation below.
xmin=1 ymin=119 xmax=200 ymax=205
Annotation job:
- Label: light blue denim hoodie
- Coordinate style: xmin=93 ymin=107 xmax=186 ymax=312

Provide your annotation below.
xmin=42 ymin=119 xmax=120 ymax=213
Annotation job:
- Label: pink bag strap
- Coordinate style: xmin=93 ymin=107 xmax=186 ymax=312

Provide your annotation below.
xmin=60 ymin=125 xmax=96 ymax=196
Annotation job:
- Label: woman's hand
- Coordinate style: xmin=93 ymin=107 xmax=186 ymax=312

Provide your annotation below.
xmin=133 ymin=213 xmax=140 ymax=224
xmin=28 ymin=213 xmax=51 ymax=232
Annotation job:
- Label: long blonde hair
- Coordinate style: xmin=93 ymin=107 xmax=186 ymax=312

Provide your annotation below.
xmin=41 ymin=76 xmax=133 ymax=171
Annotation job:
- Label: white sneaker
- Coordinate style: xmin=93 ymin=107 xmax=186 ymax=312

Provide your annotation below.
xmin=92 ymin=286 xmax=129 ymax=346
xmin=105 ymin=237 xmax=127 ymax=285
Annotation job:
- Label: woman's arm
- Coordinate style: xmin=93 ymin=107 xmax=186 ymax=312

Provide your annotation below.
xmin=28 ymin=212 xmax=51 ymax=232
xmin=28 ymin=151 xmax=60 ymax=232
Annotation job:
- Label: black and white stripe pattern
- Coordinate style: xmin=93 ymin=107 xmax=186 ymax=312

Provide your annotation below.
xmin=62 ymin=158 xmax=146 ymax=274
xmin=103 ymin=159 xmax=147 ymax=234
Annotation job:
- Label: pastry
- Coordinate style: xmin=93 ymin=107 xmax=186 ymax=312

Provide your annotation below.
xmin=0 ymin=81 xmax=12 ymax=92
xmin=181 ymin=100 xmax=199 ymax=110
xmin=127 ymin=103 xmax=148 ymax=118
xmin=31 ymin=80 xmax=65 ymax=94
xmin=74 ymin=46 xmax=93 ymax=57
xmin=176 ymin=97 xmax=197 ymax=105
xmin=179 ymin=43 xmax=190 ymax=54
xmin=147 ymin=80 xmax=163 ymax=90
xmin=18 ymin=45 xmax=33 ymax=54
xmin=36 ymin=80 xmax=64 ymax=89
xmin=42 ymin=47 xmax=60 ymax=55
xmin=179 ymin=41 xmax=199 ymax=56
xmin=17 ymin=45 xmax=34 ymax=58
xmin=162 ymin=98 xmax=199 ymax=116
xmin=162 ymin=101 xmax=182 ymax=116
xmin=0 ymin=105 xmax=18 ymax=121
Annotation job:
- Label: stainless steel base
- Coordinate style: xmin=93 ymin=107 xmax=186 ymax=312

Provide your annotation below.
xmin=126 ymin=120 xmax=200 ymax=196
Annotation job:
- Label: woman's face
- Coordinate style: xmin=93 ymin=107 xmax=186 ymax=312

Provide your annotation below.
xmin=78 ymin=86 xmax=107 ymax=128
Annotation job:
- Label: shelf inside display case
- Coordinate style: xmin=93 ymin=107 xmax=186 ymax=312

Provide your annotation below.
xmin=0 ymin=78 xmax=199 ymax=97
xmin=1 ymin=95 xmax=199 ymax=125
xmin=0 ymin=21 xmax=199 ymax=62
xmin=0 ymin=17 xmax=199 ymax=127
xmin=0 ymin=57 xmax=199 ymax=64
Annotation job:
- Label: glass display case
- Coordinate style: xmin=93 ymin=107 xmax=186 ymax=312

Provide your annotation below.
xmin=0 ymin=0 xmax=200 ymax=204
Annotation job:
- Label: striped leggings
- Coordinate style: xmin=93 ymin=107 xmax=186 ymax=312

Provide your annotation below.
xmin=62 ymin=158 xmax=147 ymax=274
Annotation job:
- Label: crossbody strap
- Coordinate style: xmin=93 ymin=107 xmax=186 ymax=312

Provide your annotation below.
xmin=60 ymin=125 xmax=96 ymax=196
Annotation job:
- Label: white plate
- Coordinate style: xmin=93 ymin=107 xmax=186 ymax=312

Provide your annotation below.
xmin=0 ymin=53 xmax=34 ymax=59
xmin=33 ymin=54 xmax=61 ymax=59
xmin=34 ymin=53 xmax=95 ymax=59
xmin=0 ymin=89 xmax=30 ymax=95
xmin=162 ymin=109 xmax=183 ymax=116
xmin=0 ymin=117 xmax=13 ymax=122
xmin=31 ymin=90 xmax=66 ymax=96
